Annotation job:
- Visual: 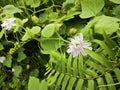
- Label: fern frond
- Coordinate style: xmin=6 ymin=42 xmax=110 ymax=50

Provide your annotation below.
xmin=113 ymin=68 xmax=120 ymax=82
xmin=105 ymin=73 xmax=116 ymax=90
xmin=45 ymin=48 xmax=120 ymax=90
xmin=75 ymin=79 xmax=84 ymax=90
xmin=97 ymin=77 xmax=107 ymax=90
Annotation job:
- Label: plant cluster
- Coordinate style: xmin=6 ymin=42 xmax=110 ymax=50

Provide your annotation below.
xmin=0 ymin=0 xmax=120 ymax=90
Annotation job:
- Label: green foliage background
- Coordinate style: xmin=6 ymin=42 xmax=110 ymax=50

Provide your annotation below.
xmin=0 ymin=0 xmax=120 ymax=90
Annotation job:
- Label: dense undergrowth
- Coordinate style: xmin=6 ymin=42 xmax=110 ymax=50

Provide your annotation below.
xmin=0 ymin=0 xmax=120 ymax=90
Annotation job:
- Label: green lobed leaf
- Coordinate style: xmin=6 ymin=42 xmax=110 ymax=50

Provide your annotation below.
xmin=13 ymin=65 xmax=22 ymax=77
xmin=40 ymin=38 xmax=64 ymax=53
xmin=58 ymin=7 xmax=80 ymax=21
xmin=28 ymin=76 xmax=40 ymax=90
xmin=17 ymin=52 xmax=27 ymax=62
xmin=41 ymin=24 xmax=55 ymax=37
xmin=64 ymin=10 xmax=80 ymax=21
xmin=84 ymin=15 xmax=120 ymax=35
xmin=41 ymin=23 xmax=62 ymax=37
xmin=63 ymin=0 xmax=75 ymax=5
xmin=25 ymin=0 xmax=41 ymax=8
xmin=39 ymin=13 xmax=48 ymax=23
xmin=110 ymin=0 xmax=120 ymax=4
xmin=48 ymin=12 xmax=58 ymax=22
xmin=31 ymin=26 xmax=41 ymax=34
xmin=28 ymin=76 xmax=48 ymax=90
xmin=80 ymin=0 xmax=104 ymax=18
xmin=15 ymin=18 xmax=23 ymax=27
xmin=14 ymin=18 xmax=28 ymax=33
xmin=94 ymin=16 xmax=119 ymax=34
xmin=10 ymin=76 xmax=19 ymax=89
xmin=3 ymin=5 xmax=22 ymax=14
xmin=39 ymin=80 xmax=48 ymax=90
xmin=3 ymin=54 xmax=12 ymax=68
xmin=39 ymin=8 xmax=59 ymax=22
xmin=22 ymin=28 xmax=31 ymax=41
xmin=22 ymin=26 xmax=41 ymax=41
xmin=62 ymin=0 xmax=75 ymax=10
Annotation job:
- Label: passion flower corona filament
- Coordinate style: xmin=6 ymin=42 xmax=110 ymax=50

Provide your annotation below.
xmin=67 ymin=33 xmax=92 ymax=57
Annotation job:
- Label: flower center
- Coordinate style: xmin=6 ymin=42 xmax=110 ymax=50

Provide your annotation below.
xmin=74 ymin=42 xmax=80 ymax=48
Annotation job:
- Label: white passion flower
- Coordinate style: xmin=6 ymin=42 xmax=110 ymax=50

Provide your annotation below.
xmin=1 ymin=18 xmax=16 ymax=30
xmin=67 ymin=33 xmax=92 ymax=57
xmin=0 ymin=56 xmax=6 ymax=63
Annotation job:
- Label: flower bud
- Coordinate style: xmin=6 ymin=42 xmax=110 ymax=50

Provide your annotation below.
xmin=69 ymin=28 xmax=77 ymax=35
xmin=31 ymin=15 xmax=39 ymax=24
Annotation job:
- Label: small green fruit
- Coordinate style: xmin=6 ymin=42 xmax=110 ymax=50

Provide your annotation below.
xmin=31 ymin=15 xmax=39 ymax=24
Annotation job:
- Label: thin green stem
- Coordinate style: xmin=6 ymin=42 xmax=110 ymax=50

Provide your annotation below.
xmin=21 ymin=0 xmax=29 ymax=16
xmin=98 ymin=82 xmax=120 ymax=87
xmin=34 ymin=5 xmax=61 ymax=14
